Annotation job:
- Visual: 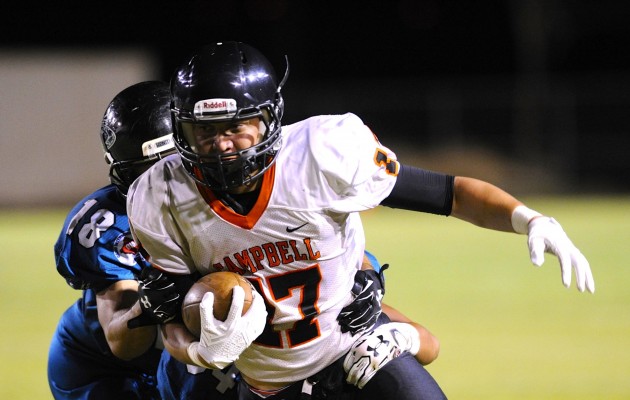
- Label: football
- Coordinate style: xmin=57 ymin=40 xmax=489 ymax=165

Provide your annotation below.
xmin=181 ymin=271 xmax=254 ymax=338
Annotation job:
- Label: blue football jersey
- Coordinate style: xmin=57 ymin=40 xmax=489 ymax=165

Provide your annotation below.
xmin=55 ymin=184 xmax=150 ymax=292
xmin=48 ymin=184 xmax=161 ymax=399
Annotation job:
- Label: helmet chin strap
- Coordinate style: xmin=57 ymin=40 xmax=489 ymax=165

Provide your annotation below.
xmin=216 ymin=191 xmax=247 ymax=214
xmin=214 ymin=180 xmax=261 ymax=215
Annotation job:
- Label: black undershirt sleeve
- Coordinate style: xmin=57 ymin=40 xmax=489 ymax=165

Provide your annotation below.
xmin=381 ymin=164 xmax=455 ymax=216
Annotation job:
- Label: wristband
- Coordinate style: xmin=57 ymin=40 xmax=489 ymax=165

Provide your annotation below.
xmin=511 ymin=205 xmax=542 ymax=234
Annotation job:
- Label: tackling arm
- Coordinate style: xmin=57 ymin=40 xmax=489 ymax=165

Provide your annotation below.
xmin=381 ymin=303 xmax=439 ymax=365
xmin=96 ymin=280 xmax=158 ymax=360
xmin=342 ymin=253 xmax=441 ymax=388
xmin=360 ymin=253 xmax=440 ymax=365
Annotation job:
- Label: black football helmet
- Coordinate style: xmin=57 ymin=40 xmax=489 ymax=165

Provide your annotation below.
xmin=101 ymin=81 xmax=176 ymax=194
xmin=170 ymin=41 xmax=288 ymax=191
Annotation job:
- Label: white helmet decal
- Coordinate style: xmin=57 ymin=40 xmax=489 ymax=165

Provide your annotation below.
xmin=193 ymin=98 xmax=238 ymax=120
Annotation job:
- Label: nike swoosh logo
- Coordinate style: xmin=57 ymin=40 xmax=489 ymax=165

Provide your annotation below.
xmin=286 ymin=222 xmax=308 ymax=233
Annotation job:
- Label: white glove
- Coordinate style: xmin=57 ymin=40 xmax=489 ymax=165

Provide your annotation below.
xmin=187 ymin=286 xmax=267 ymax=369
xmin=343 ymin=322 xmax=420 ymax=389
xmin=527 ymin=216 xmax=595 ymax=293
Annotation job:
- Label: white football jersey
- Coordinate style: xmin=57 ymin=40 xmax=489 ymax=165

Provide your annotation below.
xmin=127 ymin=113 xmax=399 ymax=383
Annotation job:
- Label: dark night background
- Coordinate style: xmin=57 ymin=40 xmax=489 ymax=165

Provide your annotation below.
xmin=2 ymin=5 xmax=627 ymax=399
xmin=3 ymin=0 xmax=630 ymax=193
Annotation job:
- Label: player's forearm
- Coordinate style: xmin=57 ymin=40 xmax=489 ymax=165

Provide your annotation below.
xmin=411 ymin=321 xmax=440 ymax=365
xmin=382 ymin=303 xmax=440 ymax=365
xmin=102 ymin=301 xmax=158 ymax=360
xmin=96 ymin=281 xmax=157 ymax=360
xmin=450 ymin=176 xmax=522 ymax=232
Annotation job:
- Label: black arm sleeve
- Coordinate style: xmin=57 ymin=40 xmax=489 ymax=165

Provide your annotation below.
xmin=381 ymin=164 xmax=455 ymax=216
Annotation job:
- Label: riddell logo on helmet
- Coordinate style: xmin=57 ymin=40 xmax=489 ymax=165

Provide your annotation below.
xmin=204 ymin=101 xmax=227 ymax=109
xmin=194 ymin=98 xmax=237 ymax=117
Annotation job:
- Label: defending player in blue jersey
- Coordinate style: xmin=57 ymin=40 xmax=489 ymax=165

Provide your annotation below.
xmin=47 ymin=81 xmax=181 ymax=399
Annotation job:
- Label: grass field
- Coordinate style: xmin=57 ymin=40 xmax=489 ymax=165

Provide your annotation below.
xmin=1 ymin=196 xmax=629 ymax=399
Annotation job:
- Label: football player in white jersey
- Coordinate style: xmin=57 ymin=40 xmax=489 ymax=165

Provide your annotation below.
xmin=127 ymin=41 xmax=594 ymax=399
